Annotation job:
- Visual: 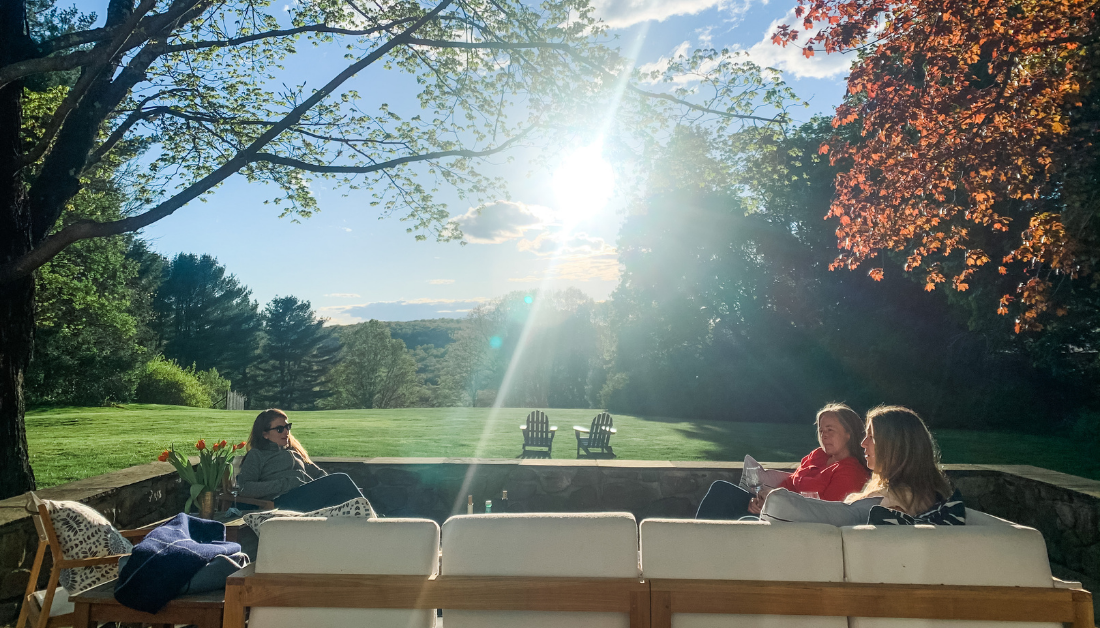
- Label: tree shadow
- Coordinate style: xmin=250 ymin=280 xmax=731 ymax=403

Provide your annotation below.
xmin=628 ymin=413 xmax=817 ymax=462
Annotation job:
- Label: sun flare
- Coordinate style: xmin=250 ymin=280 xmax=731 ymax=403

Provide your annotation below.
xmin=552 ymin=142 xmax=615 ymax=224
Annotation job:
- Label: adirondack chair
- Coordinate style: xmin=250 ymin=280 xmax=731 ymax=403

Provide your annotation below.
xmin=520 ymin=410 xmax=557 ymax=456
xmin=574 ymin=412 xmax=616 ymax=458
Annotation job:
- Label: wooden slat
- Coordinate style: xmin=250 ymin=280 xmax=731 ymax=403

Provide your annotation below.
xmin=1072 ymin=589 xmax=1095 ymax=628
xmin=234 ymin=574 xmax=647 ymax=613
xmin=650 ymin=579 xmax=1082 ymax=624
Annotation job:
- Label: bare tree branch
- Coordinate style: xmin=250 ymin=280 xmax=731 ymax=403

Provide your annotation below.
xmin=163 ymin=20 xmax=418 ymax=53
xmin=405 ymin=37 xmax=570 ymax=51
xmin=2 ymin=0 xmax=456 ymax=285
xmin=0 ymin=50 xmax=99 ymax=91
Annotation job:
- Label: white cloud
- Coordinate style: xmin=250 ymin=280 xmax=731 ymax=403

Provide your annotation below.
xmin=453 ymin=201 xmax=552 ymax=244
xmin=428 ymin=279 xmax=456 ymax=285
xmin=637 ymin=41 xmax=694 ymax=82
xmin=743 ymin=10 xmax=855 ymax=79
xmin=511 ymin=231 xmax=621 ymax=282
xmin=318 ymin=298 xmax=491 ymax=323
xmin=324 ymin=293 xmax=361 ymax=298
xmin=593 ymin=0 xmax=726 ymax=28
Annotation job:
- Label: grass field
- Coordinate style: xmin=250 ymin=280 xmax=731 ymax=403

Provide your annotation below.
xmin=25 ymin=404 xmax=1100 ymax=488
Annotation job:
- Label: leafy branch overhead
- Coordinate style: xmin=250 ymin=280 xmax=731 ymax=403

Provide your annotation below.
xmin=773 ymin=0 xmax=1100 ymax=332
xmin=1 ymin=0 xmax=799 ymax=286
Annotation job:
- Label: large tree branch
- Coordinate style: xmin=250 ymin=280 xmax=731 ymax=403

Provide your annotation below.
xmin=3 ymin=0 xmax=455 ymax=285
xmin=20 ymin=0 xmax=159 ymax=166
xmin=405 ymin=38 xmax=570 ymax=51
xmin=163 ymin=20 xmax=418 ymax=53
xmin=249 ymin=130 xmax=528 ymax=172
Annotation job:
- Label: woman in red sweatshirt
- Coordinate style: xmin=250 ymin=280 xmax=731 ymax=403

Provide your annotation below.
xmin=696 ymin=404 xmax=871 ymax=520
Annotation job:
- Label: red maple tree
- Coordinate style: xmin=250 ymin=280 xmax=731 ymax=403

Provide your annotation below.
xmin=774 ymin=0 xmax=1099 ymax=331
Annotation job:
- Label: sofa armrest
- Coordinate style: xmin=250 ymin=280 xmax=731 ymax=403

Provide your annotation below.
xmin=1053 ymin=576 xmax=1084 ymax=589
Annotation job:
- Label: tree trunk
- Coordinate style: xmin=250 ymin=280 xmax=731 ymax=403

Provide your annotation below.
xmin=0 ymin=0 xmax=38 ymax=500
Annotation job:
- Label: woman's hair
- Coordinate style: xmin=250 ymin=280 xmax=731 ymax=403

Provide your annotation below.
xmin=816 ymin=403 xmax=868 ymax=470
xmin=854 ymin=405 xmax=952 ymax=514
xmin=246 ymin=408 xmax=314 ymax=463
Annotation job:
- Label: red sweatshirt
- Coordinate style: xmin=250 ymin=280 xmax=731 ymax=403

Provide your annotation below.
xmin=779 ymin=448 xmax=870 ymax=502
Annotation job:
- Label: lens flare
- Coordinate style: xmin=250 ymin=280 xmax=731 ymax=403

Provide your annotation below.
xmin=552 ymin=142 xmax=615 ymax=224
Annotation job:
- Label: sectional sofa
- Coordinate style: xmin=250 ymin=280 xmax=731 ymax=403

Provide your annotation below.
xmin=223 ymin=510 xmax=1094 ymax=628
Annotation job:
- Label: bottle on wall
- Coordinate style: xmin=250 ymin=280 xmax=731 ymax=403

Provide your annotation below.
xmin=485 ymin=500 xmax=492 ymax=513
xmin=467 ymin=495 xmax=473 ymax=515
xmin=500 ymin=490 xmax=509 ymax=513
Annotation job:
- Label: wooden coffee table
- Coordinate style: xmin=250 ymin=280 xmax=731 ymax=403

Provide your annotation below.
xmin=71 ymin=579 xmax=225 ymax=628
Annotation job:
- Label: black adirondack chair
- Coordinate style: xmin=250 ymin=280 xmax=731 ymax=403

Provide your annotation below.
xmin=574 ymin=412 xmax=616 ymax=458
xmin=520 ymin=410 xmax=557 ymax=456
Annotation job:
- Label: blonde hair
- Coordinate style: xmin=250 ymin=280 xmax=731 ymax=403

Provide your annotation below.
xmin=847 ymin=405 xmax=951 ymax=515
xmin=246 ymin=408 xmax=314 ymax=464
xmin=816 ymin=403 xmax=868 ymax=471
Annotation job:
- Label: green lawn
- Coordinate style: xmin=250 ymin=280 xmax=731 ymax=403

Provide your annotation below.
xmin=25 ymin=404 xmax=1100 ymax=488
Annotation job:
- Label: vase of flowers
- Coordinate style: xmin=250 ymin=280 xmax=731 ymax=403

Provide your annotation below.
xmin=158 ymin=439 xmax=245 ymax=518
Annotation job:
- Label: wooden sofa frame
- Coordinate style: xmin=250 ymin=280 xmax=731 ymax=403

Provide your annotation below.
xmin=223 ymin=566 xmax=1095 ymax=628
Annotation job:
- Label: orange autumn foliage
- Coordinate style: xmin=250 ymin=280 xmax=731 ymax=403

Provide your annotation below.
xmin=773 ymin=0 xmax=1097 ymax=331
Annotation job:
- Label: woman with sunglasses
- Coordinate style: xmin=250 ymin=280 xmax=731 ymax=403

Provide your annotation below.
xmin=237 ymin=408 xmax=365 ymax=511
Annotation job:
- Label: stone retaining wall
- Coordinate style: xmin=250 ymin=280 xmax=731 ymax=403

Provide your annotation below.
xmin=2 ymin=459 xmax=1098 ymax=626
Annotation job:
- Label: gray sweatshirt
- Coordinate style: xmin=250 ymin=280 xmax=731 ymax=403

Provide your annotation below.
xmin=237 ymin=441 xmax=327 ymax=500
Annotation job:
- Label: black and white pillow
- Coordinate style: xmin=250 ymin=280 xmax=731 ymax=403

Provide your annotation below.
xmin=867 ymin=489 xmax=966 ymax=526
xmin=45 ymin=500 xmax=133 ymax=594
xmin=243 ymin=497 xmax=377 ymax=534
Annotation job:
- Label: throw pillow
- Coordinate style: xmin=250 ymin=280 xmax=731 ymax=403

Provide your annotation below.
xmin=244 ymin=496 xmax=376 ymax=534
xmin=44 ymin=500 xmax=133 ymax=594
xmin=867 ymin=489 xmax=966 ymax=526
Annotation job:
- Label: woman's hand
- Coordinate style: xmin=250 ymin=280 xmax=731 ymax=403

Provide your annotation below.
xmin=748 ymin=495 xmax=765 ymax=515
xmin=747 ymin=487 xmax=773 ymax=515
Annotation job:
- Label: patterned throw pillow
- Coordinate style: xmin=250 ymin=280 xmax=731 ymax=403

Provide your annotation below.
xmin=867 ymin=489 xmax=966 ymax=526
xmin=45 ymin=500 xmax=133 ymax=594
xmin=244 ymin=497 xmax=377 ymax=534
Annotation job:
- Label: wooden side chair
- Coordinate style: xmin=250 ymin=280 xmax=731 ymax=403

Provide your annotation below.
xmin=16 ymin=495 xmax=147 ymax=628
xmin=574 ymin=412 xmax=616 ymax=458
xmin=520 ymin=410 xmax=557 ymax=457
xmin=216 ymin=455 xmax=275 ymax=512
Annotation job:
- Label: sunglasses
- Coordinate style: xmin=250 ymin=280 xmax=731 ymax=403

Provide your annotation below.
xmin=264 ymin=423 xmax=292 ymax=434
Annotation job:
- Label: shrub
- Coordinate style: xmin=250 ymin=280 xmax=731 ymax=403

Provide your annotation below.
xmin=135 ymin=356 xmax=213 ymax=407
xmin=195 ymin=367 xmax=231 ymax=407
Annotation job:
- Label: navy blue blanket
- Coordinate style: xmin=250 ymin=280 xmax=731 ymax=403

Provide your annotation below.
xmin=114 ymin=514 xmax=241 ymax=613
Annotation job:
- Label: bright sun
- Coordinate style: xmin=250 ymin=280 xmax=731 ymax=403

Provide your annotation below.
xmin=552 ymin=142 xmax=615 ymax=224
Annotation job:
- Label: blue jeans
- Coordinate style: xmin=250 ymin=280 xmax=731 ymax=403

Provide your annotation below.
xmin=695 ymin=480 xmax=754 ymax=520
xmin=273 ymin=473 xmax=363 ymax=512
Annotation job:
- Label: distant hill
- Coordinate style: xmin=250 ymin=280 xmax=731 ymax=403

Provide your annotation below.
xmin=330 ymin=318 xmax=463 ymax=349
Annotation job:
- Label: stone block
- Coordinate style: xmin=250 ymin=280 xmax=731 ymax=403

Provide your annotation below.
xmin=659 ymin=472 xmax=698 ymax=496
xmin=0 ymin=529 xmax=28 ymax=570
xmin=600 ymin=482 xmax=659 ymax=515
xmin=536 ymin=469 xmax=576 ymax=494
xmin=375 ymin=468 xmax=421 ymax=487
xmin=642 ymin=497 xmax=695 ymax=519
xmin=507 ymin=467 xmax=538 ymax=483
xmin=0 ymin=569 xmax=28 ymax=599
xmin=367 ymin=485 xmax=409 ymax=514
xmin=1075 ymin=505 xmax=1099 ymax=546
xmin=0 ymin=600 xmax=20 ymax=626
xmin=566 ymin=486 xmax=599 ymax=511
xmin=571 ymin=467 xmax=598 ymax=487
xmin=503 ymin=481 xmax=538 ymax=501
xmin=600 ymin=468 xmax=639 ymax=480
xmin=1055 ymin=502 xmax=1077 ymax=529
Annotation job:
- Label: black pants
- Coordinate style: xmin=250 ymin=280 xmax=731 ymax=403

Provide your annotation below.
xmin=695 ymin=480 xmax=755 ymax=520
xmin=274 ymin=473 xmax=364 ymax=512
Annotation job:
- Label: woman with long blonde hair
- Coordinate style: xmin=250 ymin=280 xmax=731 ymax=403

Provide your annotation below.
xmin=759 ymin=405 xmax=961 ymax=525
xmin=237 ymin=408 xmax=368 ymax=512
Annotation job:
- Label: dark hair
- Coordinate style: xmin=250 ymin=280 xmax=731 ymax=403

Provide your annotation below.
xmin=246 ymin=408 xmax=313 ymax=463
xmin=864 ymin=405 xmax=952 ymax=515
xmin=816 ymin=402 xmax=868 ymax=471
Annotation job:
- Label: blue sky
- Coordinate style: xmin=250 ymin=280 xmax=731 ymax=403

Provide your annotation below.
xmin=86 ymin=0 xmax=855 ymax=322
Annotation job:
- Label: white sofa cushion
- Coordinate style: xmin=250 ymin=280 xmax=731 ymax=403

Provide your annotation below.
xmin=251 ymin=516 xmax=439 ymax=628
xmin=641 ymin=518 xmax=847 ymax=628
xmin=964 ymin=508 xmax=1014 ymax=526
xmin=441 ymin=512 xmax=639 ymax=628
xmin=842 ymin=523 xmax=1058 ymax=628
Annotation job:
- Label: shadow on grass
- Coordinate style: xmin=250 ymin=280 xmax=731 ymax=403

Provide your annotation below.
xmin=627 ymin=413 xmax=818 ymax=462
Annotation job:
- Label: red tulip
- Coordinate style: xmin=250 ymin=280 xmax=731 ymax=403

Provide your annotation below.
xmin=237 ymin=441 xmax=246 ymax=449
xmin=157 ymin=450 xmax=170 ymax=462
xmin=219 ymin=439 xmax=228 ymax=449
xmin=196 ymin=439 xmax=206 ymax=450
